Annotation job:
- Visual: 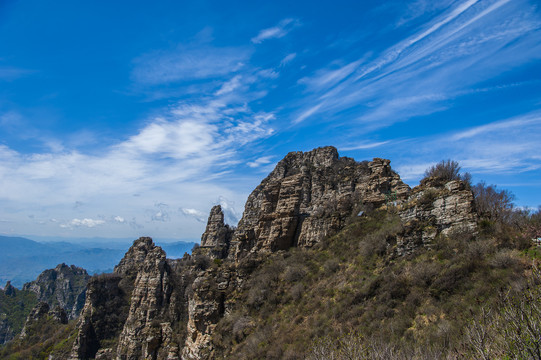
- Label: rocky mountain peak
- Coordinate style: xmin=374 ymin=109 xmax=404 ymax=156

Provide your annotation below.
xmin=198 ymin=205 xmax=234 ymax=259
xmin=3 ymin=281 xmax=16 ymax=297
xmin=227 ymin=147 xmax=410 ymax=258
xmin=114 ymin=237 xmax=164 ymax=278
xmin=269 ymin=146 xmax=340 ymax=178
xmin=62 ymin=147 xmax=481 ymax=360
xmin=22 ymin=263 xmax=90 ymax=320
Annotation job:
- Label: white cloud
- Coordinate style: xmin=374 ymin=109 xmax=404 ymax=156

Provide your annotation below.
xmin=294 ymin=103 xmax=323 ymax=124
xmin=450 ymin=112 xmax=541 ymax=141
xmin=218 ymin=196 xmax=241 ymax=225
xmin=132 ymin=45 xmax=250 ymax=85
xmin=280 ymin=53 xmax=297 ymax=67
xmin=180 ymin=208 xmax=206 ymax=223
xmin=392 ymin=110 xmax=541 ymax=182
xmin=61 ymin=218 xmax=106 ymax=229
xmin=215 ymin=75 xmax=243 ymax=95
xmin=247 ymin=156 xmax=273 ymax=168
xmin=293 ymin=0 xmax=540 ymax=128
xmin=251 ymin=18 xmax=300 ymax=44
xmin=340 ymin=141 xmax=390 ymax=151
xmin=299 ymin=59 xmax=362 ymax=92
xmin=0 ymin=63 xmax=275 ymax=238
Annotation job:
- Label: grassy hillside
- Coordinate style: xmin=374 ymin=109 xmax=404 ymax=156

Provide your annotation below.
xmin=0 ymin=287 xmax=37 ymax=345
xmin=211 ymin=207 xmax=540 ymax=359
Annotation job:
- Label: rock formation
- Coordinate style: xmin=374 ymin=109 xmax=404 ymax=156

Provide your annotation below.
xmin=3 ymin=281 xmax=16 ymax=297
xmin=395 ymin=177 xmax=478 ymax=255
xmin=198 ymin=205 xmax=234 ymax=259
xmin=19 ymin=302 xmax=68 ymax=339
xmin=63 ymin=146 xmax=479 ymax=360
xmin=0 ymin=281 xmax=37 ymax=344
xmin=23 ymin=263 xmax=90 ymax=319
xmin=230 ymin=147 xmax=410 ymax=259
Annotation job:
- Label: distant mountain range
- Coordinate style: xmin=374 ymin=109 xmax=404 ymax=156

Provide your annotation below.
xmin=0 ymin=235 xmax=196 ymax=288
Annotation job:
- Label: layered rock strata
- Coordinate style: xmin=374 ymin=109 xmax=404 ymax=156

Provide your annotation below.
xmin=66 ymin=146 xmax=479 ymax=360
xmin=396 ymin=177 xmax=478 ymax=255
xmin=229 ymin=147 xmax=410 ymax=259
xmin=23 ymin=263 xmax=90 ymax=319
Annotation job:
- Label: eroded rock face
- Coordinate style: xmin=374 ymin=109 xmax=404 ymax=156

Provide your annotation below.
xmin=70 ymin=237 xmax=195 ymax=360
xmin=230 ymin=147 xmax=410 ymax=258
xmin=116 ymin=239 xmax=176 ymax=359
xmin=396 ymin=178 xmax=478 ymax=255
xmin=70 ymin=273 xmax=128 ymax=360
xmin=19 ymin=302 xmax=68 ymax=339
xmin=198 ymin=205 xmax=234 ymax=259
xmin=3 ymin=281 xmax=16 ymax=296
xmin=64 ymin=146 xmax=480 ymax=360
xmin=0 ymin=319 xmax=13 ymax=346
xmin=23 ymin=263 xmax=90 ymax=320
xmin=182 ymin=270 xmax=226 ymax=360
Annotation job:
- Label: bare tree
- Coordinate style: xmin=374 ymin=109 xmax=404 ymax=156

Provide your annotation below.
xmin=472 ymin=181 xmax=515 ymax=222
xmin=498 ymin=267 xmax=541 ymax=359
xmin=424 ymin=160 xmax=462 ymax=182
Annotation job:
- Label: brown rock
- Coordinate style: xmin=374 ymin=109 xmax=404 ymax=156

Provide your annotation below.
xmin=229 ymin=147 xmax=410 ymax=258
xmin=198 ymin=205 xmax=234 ymax=259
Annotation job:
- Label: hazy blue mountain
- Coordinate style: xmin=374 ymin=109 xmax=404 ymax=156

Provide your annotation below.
xmin=0 ymin=236 xmax=196 ymax=288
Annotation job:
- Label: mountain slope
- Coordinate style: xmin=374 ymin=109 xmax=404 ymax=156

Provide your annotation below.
xmin=1 ymin=146 xmax=539 ymax=359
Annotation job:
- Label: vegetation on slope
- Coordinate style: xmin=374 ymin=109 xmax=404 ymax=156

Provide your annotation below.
xmin=0 ymin=316 xmax=77 ymax=360
xmin=211 ymin=195 xmax=540 ymax=359
xmin=0 ymin=287 xmax=37 ymax=344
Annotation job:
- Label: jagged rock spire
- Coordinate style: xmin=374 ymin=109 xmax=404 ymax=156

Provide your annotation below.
xmin=198 ymin=205 xmax=233 ymax=259
xmin=201 ymin=205 xmax=229 ymax=247
xmin=3 ymin=281 xmax=16 ymax=296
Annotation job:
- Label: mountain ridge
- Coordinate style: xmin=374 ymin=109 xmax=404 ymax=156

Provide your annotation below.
xmin=1 ymin=146 xmax=539 ymax=359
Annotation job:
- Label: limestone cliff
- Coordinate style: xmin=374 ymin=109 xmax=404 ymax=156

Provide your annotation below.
xmin=0 ymin=281 xmax=37 ymax=344
xmin=198 ymin=205 xmax=234 ymax=260
xmin=23 ymin=263 xmax=90 ymax=320
xmin=64 ymin=146 xmax=479 ymax=360
xmin=230 ymin=147 xmax=410 ymax=259
xmin=19 ymin=302 xmax=68 ymax=339
xmin=395 ymin=177 xmax=478 ymax=255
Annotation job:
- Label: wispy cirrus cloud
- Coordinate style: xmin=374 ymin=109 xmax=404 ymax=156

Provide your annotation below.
xmin=0 ymin=66 xmax=33 ymax=81
xmin=394 ymin=110 xmax=541 ymax=180
xmin=293 ymin=0 xmax=541 ymax=128
xmin=131 ymin=45 xmax=250 ymax=85
xmin=247 ymin=156 xmax=273 ymax=168
xmin=0 ymin=79 xmax=275 ymax=237
xmin=280 ymin=53 xmax=297 ymax=67
xmin=251 ymin=18 xmax=300 ymax=44
xmin=340 ymin=141 xmax=391 ymax=151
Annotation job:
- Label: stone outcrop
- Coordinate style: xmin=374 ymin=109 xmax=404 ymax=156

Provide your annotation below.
xmin=0 ymin=319 xmax=13 ymax=346
xmin=198 ymin=205 xmax=234 ymax=259
xmin=63 ymin=146 xmax=479 ymax=360
xmin=115 ymin=238 xmax=176 ymax=359
xmin=71 ymin=237 xmax=195 ymax=360
xmin=19 ymin=302 xmax=68 ymax=339
xmin=230 ymin=147 xmax=410 ymax=259
xmin=23 ymin=263 xmax=90 ymax=319
xmin=396 ymin=178 xmax=478 ymax=255
xmin=70 ymin=272 xmax=128 ymax=359
xmin=3 ymin=281 xmax=16 ymax=296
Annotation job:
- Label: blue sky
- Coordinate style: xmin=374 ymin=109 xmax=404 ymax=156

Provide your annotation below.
xmin=1 ymin=0 xmax=540 ymax=241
